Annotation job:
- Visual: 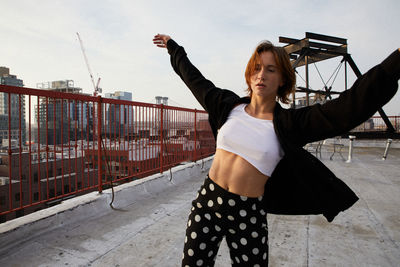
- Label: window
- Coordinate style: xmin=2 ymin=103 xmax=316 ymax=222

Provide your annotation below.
xmin=15 ymin=192 xmax=23 ymax=202
xmin=0 ymin=196 xmax=6 ymax=206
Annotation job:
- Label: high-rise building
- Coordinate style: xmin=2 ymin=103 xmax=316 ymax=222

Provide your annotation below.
xmin=105 ymin=91 xmax=132 ymax=101
xmin=155 ymin=96 xmax=169 ymax=136
xmin=0 ymin=67 xmax=26 ymax=146
xmin=35 ymin=80 xmax=92 ymax=145
xmin=104 ymin=91 xmax=133 ymax=137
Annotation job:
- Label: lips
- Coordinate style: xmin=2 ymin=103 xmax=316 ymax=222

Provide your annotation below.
xmin=256 ymin=83 xmax=265 ymax=88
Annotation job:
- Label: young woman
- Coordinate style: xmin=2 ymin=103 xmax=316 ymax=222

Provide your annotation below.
xmin=153 ymin=33 xmax=400 ymax=267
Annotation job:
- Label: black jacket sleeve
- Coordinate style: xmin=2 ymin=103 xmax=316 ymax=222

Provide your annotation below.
xmin=289 ymin=49 xmax=400 ymax=145
xmin=167 ymin=39 xmax=241 ymax=135
xmin=167 ymin=39 xmax=217 ymax=112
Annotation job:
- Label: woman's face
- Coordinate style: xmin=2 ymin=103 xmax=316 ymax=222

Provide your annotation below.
xmin=250 ymin=51 xmax=283 ymax=100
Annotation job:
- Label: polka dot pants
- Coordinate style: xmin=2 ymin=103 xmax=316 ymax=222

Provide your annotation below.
xmin=182 ymin=176 xmax=268 ymax=267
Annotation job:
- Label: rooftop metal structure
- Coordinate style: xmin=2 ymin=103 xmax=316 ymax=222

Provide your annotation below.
xmin=279 ymin=32 xmax=396 ymax=135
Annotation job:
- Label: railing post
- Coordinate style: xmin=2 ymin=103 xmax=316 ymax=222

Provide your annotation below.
xmin=382 ymin=138 xmax=393 ymax=160
xmin=194 ymin=109 xmax=197 ymax=162
xmin=97 ymin=96 xmax=103 ymax=193
xmin=346 ymin=135 xmax=356 ymax=163
xmin=8 ymin=93 xmax=12 ymax=210
xmin=160 ymin=104 xmax=164 ymax=173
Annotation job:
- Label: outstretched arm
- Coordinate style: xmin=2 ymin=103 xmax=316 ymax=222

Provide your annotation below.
xmin=152 ymin=33 xmax=215 ymax=110
xmin=290 ymin=49 xmax=400 ymax=145
xmin=152 ymin=34 xmax=239 ymax=114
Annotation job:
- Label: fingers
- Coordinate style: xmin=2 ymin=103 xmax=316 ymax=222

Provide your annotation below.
xmin=153 ymin=39 xmax=166 ymax=48
xmin=153 ymin=33 xmax=171 ymax=48
xmin=153 ymin=36 xmax=166 ymax=48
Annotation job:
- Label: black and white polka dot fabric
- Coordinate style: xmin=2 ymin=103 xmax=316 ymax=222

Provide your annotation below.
xmin=182 ymin=176 xmax=268 ymax=267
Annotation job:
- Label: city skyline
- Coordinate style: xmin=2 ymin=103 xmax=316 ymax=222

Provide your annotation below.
xmin=1 ymin=0 xmax=400 ymax=115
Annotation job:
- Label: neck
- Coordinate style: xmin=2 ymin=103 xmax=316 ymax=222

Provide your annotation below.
xmin=248 ymin=95 xmax=276 ymax=114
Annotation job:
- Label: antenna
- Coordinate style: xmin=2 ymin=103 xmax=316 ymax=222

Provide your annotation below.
xmin=76 ymin=32 xmax=101 ymax=96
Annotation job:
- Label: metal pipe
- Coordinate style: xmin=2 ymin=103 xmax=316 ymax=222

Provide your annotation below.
xmin=8 ymin=93 xmax=12 ymax=210
xmin=305 ymin=55 xmax=310 ymax=106
xmin=344 ymin=59 xmax=348 ymax=90
xmin=53 ymin=98 xmax=57 ymax=198
xmin=346 ymin=135 xmax=356 ymax=163
xmin=160 ymin=104 xmax=164 ymax=173
xmin=61 ymin=100 xmax=64 ymax=195
xmin=45 ymin=97 xmax=49 ymax=199
xmin=18 ymin=95 xmax=23 ymax=207
xmin=29 ymin=95 xmax=32 ymax=204
xmin=97 ymin=97 xmax=103 ymax=193
xmin=382 ymin=139 xmax=393 ymax=160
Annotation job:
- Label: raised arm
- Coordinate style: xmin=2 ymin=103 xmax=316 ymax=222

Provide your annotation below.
xmin=289 ymin=49 xmax=400 ymax=146
xmin=152 ymin=34 xmax=239 ymax=115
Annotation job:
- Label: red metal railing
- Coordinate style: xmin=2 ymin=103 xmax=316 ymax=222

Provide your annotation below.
xmin=351 ymin=116 xmax=400 ymax=132
xmin=0 ymin=84 xmax=215 ymax=222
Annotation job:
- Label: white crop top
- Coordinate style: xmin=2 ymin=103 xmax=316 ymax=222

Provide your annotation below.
xmin=216 ymin=104 xmax=284 ymax=176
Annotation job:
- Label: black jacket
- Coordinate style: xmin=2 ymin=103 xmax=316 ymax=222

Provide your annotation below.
xmin=167 ymin=39 xmax=400 ymax=222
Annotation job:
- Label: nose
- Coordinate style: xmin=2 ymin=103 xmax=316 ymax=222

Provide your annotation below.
xmin=257 ymin=68 xmax=266 ymax=80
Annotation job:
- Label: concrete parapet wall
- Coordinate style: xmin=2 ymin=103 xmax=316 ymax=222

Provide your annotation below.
xmin=0 ymin=157 xmax=213 ymax=256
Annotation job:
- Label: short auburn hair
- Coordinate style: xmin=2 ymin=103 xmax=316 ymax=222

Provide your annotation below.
xmin=245 ymin=41 xmax=296 ymax=104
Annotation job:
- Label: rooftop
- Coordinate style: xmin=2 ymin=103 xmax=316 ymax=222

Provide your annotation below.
xmin=0 ymin=146 xmax=399 ymax=266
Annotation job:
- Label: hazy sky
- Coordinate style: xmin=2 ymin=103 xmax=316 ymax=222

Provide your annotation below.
xmin=1 ymin=0 xmax=400 ymax=115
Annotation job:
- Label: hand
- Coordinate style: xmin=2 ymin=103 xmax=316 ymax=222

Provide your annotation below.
xmin=153 ymin=34 xmax=171 ymax=49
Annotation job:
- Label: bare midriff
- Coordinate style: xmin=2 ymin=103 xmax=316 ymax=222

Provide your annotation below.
xmin=208 ymin=148 xmax=269 ymax=197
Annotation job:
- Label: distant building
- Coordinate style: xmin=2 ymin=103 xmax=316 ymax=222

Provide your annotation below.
xmin=291 ymin=93 xmax=325 ymax=109
xmin=84 ymin=139 xmax=161 ymax=181
xmin=105 ymin=91 xmax=132 ymax=101
xmin=155 ymin=96 xmax=168 ymax=105
xmin=0 ymin=145 xmax=95 ymax=223
xmin=0 ymin=67 xmax=26 ymax=146
xmin=104 ymin=91 xmax=133 ymax=137
xmin=155 ymin=96 xmax=169 ymax=126
xmin=35 ymin=80 xmax=93 ymax=145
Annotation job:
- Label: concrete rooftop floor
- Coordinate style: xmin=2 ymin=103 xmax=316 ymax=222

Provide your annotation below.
xmin=0 ymin=146 xmax=399 ymax=267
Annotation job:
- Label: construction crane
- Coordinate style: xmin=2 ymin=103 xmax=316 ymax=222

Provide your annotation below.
xmin=76 ymin=32 xmax=101 ymax=96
